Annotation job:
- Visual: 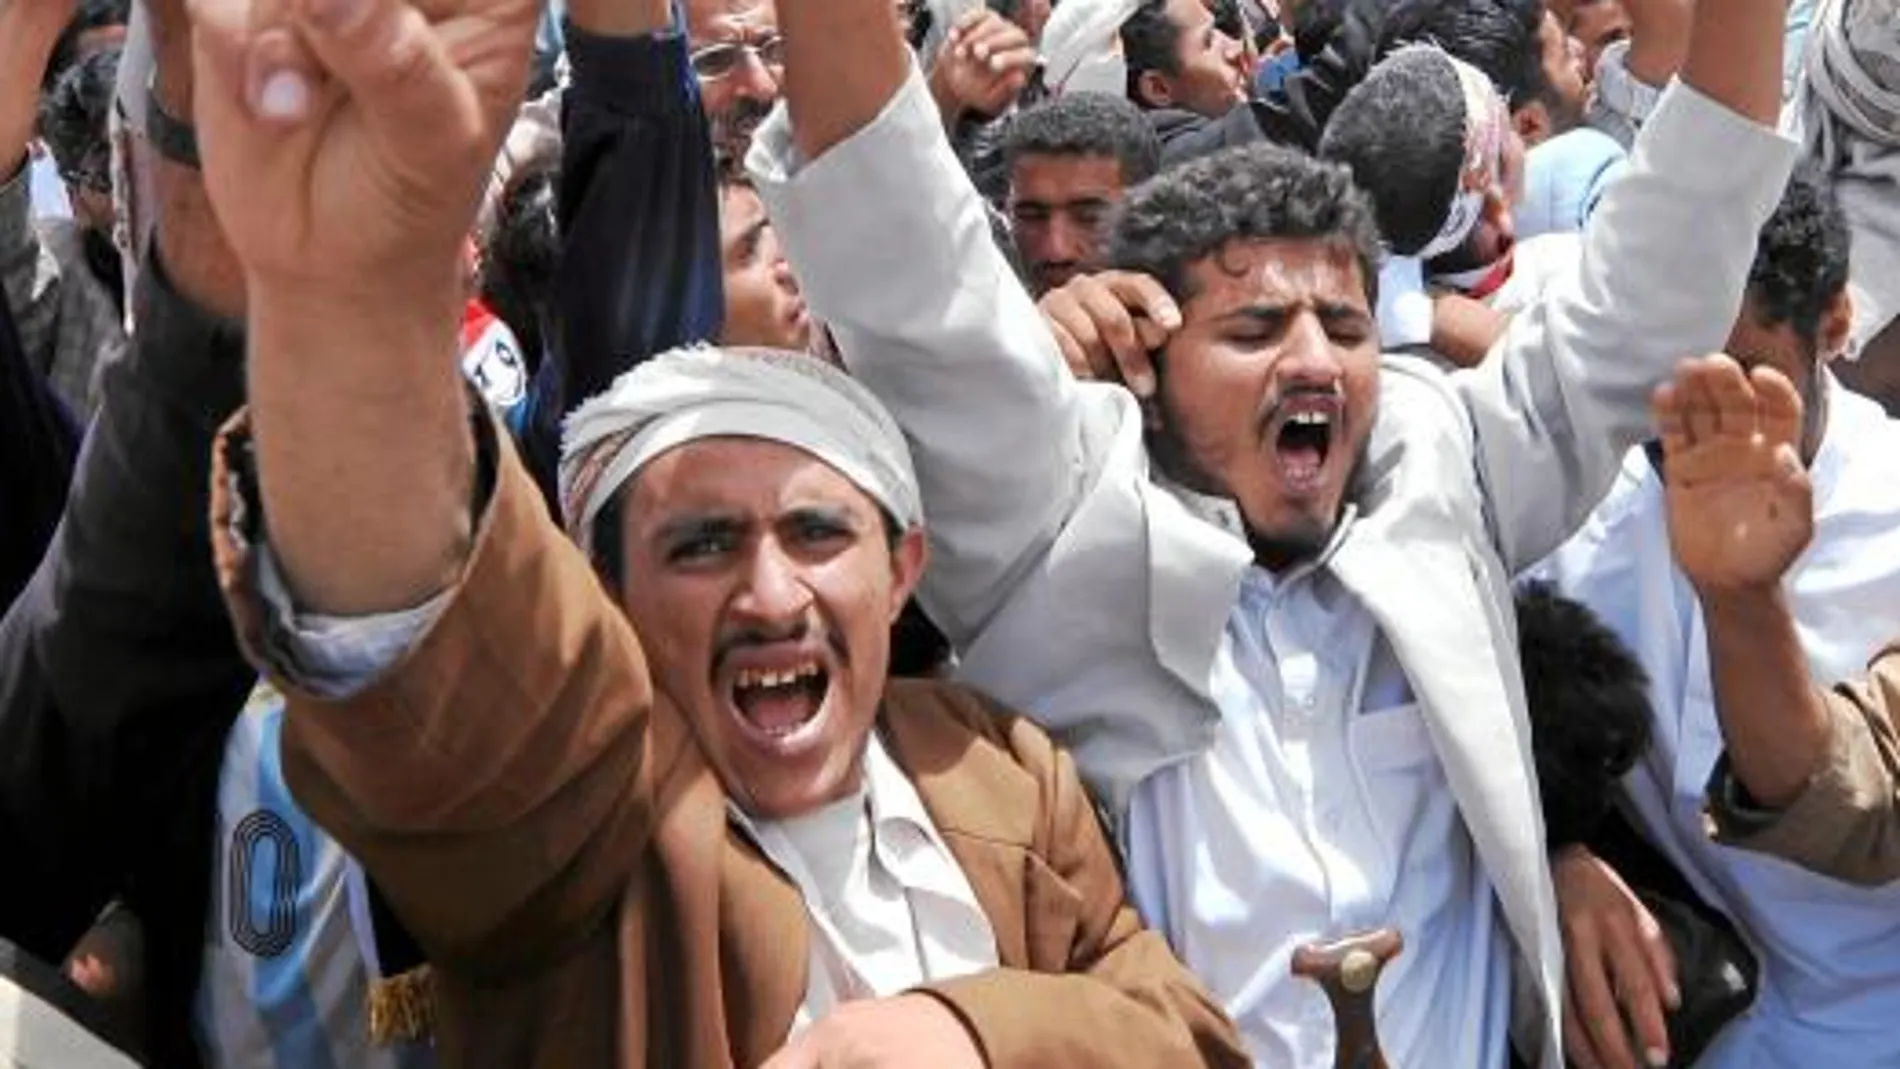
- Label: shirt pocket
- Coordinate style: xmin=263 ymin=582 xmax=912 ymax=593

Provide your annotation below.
xmin=1347 ymin=703 xmax=1454 ymax=911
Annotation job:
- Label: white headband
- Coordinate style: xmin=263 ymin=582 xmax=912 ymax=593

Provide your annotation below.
xmin=558 ymin=347 xmax=924 ymax=559
xmin=1403 ymin=46 xmax=1512 ymax=262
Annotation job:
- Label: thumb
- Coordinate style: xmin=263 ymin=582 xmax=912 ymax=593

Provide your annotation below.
xmin=289 ymin=0 xmax=479 ymax=164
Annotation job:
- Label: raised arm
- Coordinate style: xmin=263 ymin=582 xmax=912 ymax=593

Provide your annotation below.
xmin=516 ymin=0 xmax=721 ymax=504
xmin=0 ymin=0 xmax=257 ymax=1056
xmin=753 ymin=0 xmax=1095 ymax=647
xmin=1659 ymin=356 xmax=1900 ymax=886
xmin=1457 ymin=0 xmax=1800 ymax=573
xmin=0 ymin=0 xmax=75 ymax=384
xmin=190 ymin=0 xmax=658 ymax=970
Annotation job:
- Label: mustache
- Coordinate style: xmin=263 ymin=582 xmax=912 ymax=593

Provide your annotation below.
xmin=1259 ymin=382 xmax=1345 ymax=432
xmin=714 ymin=618 xmax=851 ymax=671
xmin=712 ymin=98 xmax=775 ymax=153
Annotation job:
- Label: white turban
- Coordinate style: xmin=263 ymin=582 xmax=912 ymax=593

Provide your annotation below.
xmin=1039 ymin=0 xmax=1144 ymax=97
xmin=558 ymin=347 xmax=924 ymax=559
xmin=1789 ymin=0 xmax=1900 ymax=356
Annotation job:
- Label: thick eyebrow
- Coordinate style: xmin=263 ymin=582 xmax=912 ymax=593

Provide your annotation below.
xmin=651 ymin=513 xmax=747 ymax=550
xmin=1216 ymin=301 xmax=1372 ymax=330
xmin=779 ymin=504 xmax=864 ymax=532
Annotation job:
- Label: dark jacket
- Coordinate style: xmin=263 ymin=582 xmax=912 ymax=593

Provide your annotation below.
xmin=1152 ymin=0 xmax=1386 ymax=166
xmin=0 ymin=255 xmax=252 ymax=1068
xmin=516 ymin=24 xmax=723 ymax=506
xmin=0 ymin=259 xmax=78 ymax=609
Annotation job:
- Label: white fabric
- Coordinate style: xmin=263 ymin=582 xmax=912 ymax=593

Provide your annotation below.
xmin=1535 ymin=379 xmax=1900 ymax=1067
xmin=1375 ymin=257 xmax=1435 ymax=351
xmin=558 ymin=347 xmax=923 ymax=559
xmin=1126 ymin=543 xmax=1510 ymax=1067
xmin=731 ymin=734 xmax=1000 ymax=1028
xmin=1487 ymin=233 xmax=1584 ymax=314
xmin=749 ymin=60 xmax=1798 ymax=1069
xmin=1038 ymin=0 xmax=1142 ymax=97
xmin=1787 ymin=0 xmax=1900 ymax=356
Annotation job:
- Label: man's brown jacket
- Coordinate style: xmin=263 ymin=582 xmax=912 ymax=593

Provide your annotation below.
xmin=211 ymin=416 xmax=1249 ymax=1069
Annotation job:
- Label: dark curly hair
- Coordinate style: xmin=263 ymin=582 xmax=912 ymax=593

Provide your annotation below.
xmin=1516 ymin=582 xmax=1654 ymax=850
xmin=1747 ymin=162 xmax=1853 ymax=346
xmin=1375 ymin=0 xmax=1549 ymax=112
xmin=1122 ymin=0 xmax=1184 ymax=106
xmin=1004 ymin=92 xmax=1163 ymax=188
xmin=37 ymin=46 xmax=120 ymax=195
xmin=1318 ymin=46 xmax=1467 ymax=256
xmin=1106 ymin=142 xmax=1383 ymax=304
xmin=479 ymin=157 xmax=559 ymax=378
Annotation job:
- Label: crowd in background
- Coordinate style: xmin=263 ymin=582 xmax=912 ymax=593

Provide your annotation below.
xmin=2 ymin=0 xmax=1899 ymax=1067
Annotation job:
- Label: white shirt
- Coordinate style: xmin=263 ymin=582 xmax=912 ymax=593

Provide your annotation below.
xmin=1124 ymin=513 xmax=1511 ymax=1068
xmin=731 ymin=734 xmax=999 ymax=1028
xmin=1538 ymin=379 xmax=1900 ymax=1067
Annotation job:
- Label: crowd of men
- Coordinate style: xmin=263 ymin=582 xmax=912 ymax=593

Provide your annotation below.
xmin=1 ymin=0 xmax=1898 ymax=1065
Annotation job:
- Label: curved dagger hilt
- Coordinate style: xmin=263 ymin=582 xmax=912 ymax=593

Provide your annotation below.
xmin=1291 ymin=928 xmax=1405 ymax=1069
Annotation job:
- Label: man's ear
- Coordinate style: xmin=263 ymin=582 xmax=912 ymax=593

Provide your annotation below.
xmin=1512 ymin=102 xmax=1552 ymax=147
xmin=1820 ymin=288 xmax=1855 ymax=362
xmin=1136 ymin=69 xmax=1175 ymax=109
xmin=888 ymin=526 xmax=930 ymax=621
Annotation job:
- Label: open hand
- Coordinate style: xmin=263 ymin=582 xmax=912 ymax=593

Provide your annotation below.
xmin=1038 ymin=270 xmax=1182 ymax=398
xmin=188 ymin=0 xmax=540 ymax=297
xmin=1656 ymin=354 xmax=1813 ymax=597
xmin=761 ymin=994 xmax=986 ymax=1069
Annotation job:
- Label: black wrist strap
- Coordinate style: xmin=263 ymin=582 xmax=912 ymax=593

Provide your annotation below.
xmin=145 ymin=88 xmax=200 ymax=169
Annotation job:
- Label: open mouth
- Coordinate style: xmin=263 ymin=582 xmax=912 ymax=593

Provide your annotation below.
xmin=1271 ymin=402 xmax=1340 ymax=494
xmin=729 ymin=661 xmax=830 ymax=742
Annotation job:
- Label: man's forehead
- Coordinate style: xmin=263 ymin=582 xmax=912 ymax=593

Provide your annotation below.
xmin=1186 ymin=239 xmax=1369 ymax=305
xmin=688 ymin=0 xmax=778 ymax=37
xmin=1010 ymin=153 xmax=1127 ymax=195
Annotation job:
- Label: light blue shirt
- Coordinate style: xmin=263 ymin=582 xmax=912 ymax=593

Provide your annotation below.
xmin=1126 ymin=518 xmax=1511 ymax=1069
xmin=1538 ymin=380 xmax=1900 ymax=1067
xmin=1519 ymin=127 xmax=1628 ymax=239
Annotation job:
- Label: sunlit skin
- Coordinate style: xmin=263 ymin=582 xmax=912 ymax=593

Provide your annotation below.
xmin=1137 ymin=0 xmax=1249 ymax=117
xmin=1538 ymin=11 xmax=1592 ymax=134
xmin=1150 ymin=240 xmax=1381 ymax=570
xmin=1008 ymin=153 xmax=1128 ymax=296
xmin=718 ymin=183 xmax=811 ymax=351
xmin=614 ymin=438 xmax=926 ymax=820
xmin=686 ymin=0 xmax=782 ymax=129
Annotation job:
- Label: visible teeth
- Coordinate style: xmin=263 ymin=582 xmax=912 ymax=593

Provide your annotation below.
xmin=1290 ymin=412 xmax=1330 ymax=426
xmin=735 ymin=663 xmax=822 ymax=690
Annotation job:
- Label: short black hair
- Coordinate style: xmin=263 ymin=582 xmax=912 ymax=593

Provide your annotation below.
xmin=1747 ymin=162 xmax=1853 ymax=345
xmin=42 ymin=0 xmax=129 ymax=90
xmin=38 ymin=46 xmax=120 ymax=195
xmin=1318 ymin=46 xmax=1467 ymax=256
xmin=1516 ymin=582 xmax=1654 ymax=850
xmin=479 ymin=157 xmax=560 ymax=376
xmin=1004 ymin=92 xmax=1163 ymax=187
xmin=1122 ymin=0 xmax=1184 ymax=105
xmin=1293 ymin=0 xmax=1348 ymax=61
xmin=1107 ymin=141 xmax=1382 ymax=304
xmin=1375 ymin=0 xmax=1549 ymax=112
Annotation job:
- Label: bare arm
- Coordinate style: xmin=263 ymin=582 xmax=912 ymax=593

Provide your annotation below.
xmin=780 ymin=0 xmax=911 ymax=161
xmin=1701 ymin=588 xmax=1831 ymax=807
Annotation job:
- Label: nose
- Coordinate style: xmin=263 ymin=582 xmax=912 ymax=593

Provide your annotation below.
xmin=734 ymin=50 xmax=781 ymax=104
xmin=731 ymin=538 xmax=813 ymax=626
xmin=1047 ymin=215 xmax=1092 ymax=265
xmin=1276 ymin=311 xmax=1345 ymax=385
